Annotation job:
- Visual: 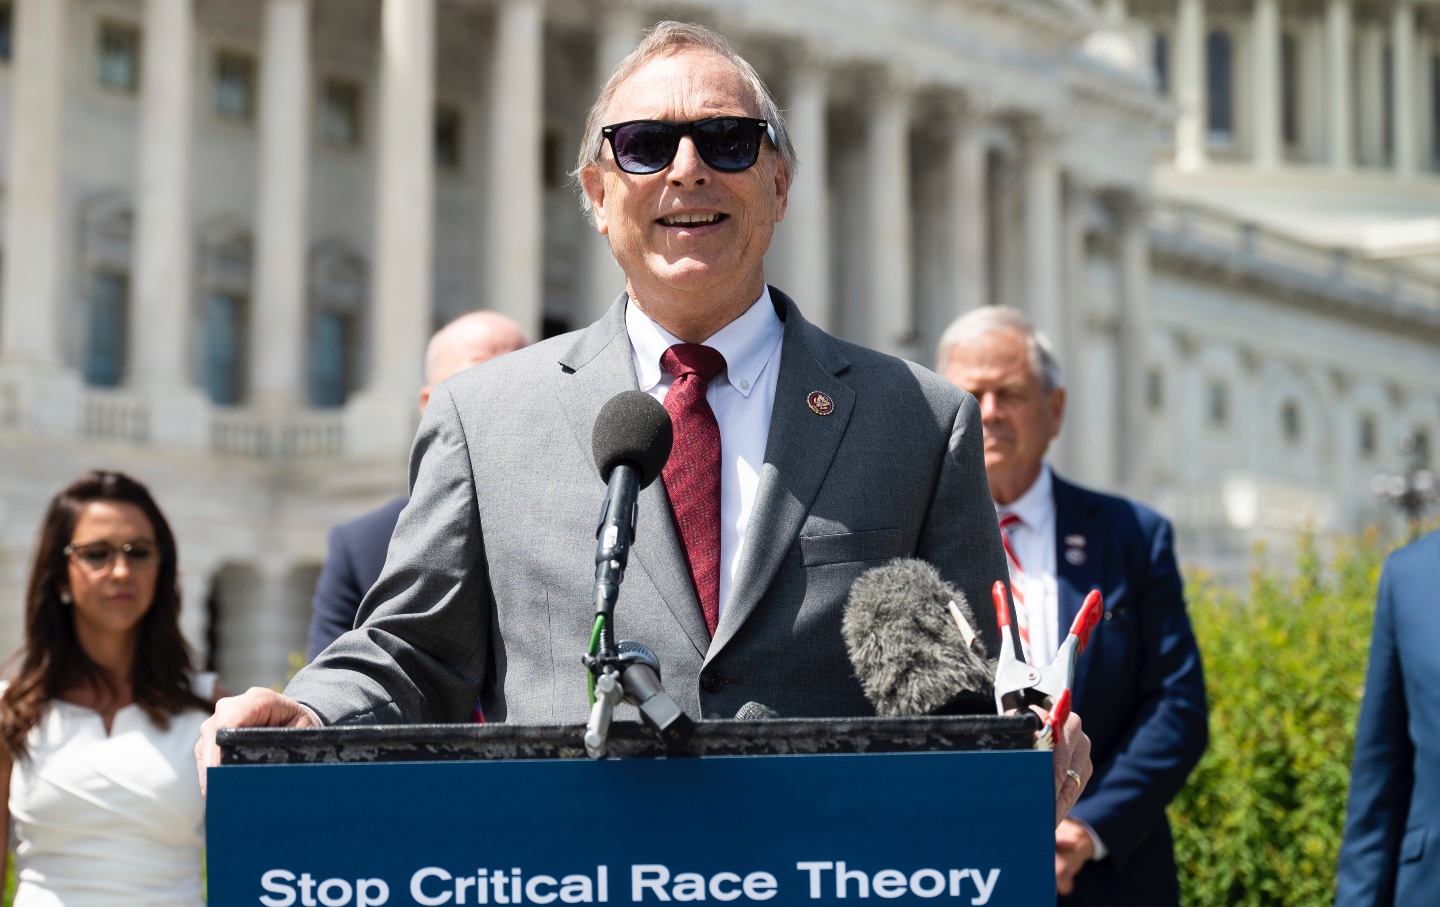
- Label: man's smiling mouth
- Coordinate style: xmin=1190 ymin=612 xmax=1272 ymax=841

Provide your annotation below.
xmin=658 ymin=213 xmax=726 ymax=226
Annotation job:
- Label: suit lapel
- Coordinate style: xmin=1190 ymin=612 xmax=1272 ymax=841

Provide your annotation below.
xmin=555 ymin=296 xmax=710 ymax=658
xmin=1052 ymin=473 xmax=1102 ymax=707
xmin=707 ymin=291 xmax=854 ymax=662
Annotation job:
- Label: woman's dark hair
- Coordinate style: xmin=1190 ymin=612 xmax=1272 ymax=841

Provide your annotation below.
xmin=0 ymin=470 xmax=209 ymax=757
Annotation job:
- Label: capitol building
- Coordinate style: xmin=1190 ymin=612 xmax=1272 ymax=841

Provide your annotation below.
xmin=0 ymin=0 xmax=1436 ymax=689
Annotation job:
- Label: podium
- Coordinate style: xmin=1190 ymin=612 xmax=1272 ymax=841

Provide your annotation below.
xmin=209 ymin=716 xmax=1054 ymax=906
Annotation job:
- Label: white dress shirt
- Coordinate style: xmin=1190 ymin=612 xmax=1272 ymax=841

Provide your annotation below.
xmin=627 ymin=289 xmax=784 ymax=618
xmin=994 ymin=462 xmax=1059 ymax=666
xmin=994 ymin=461 xmax=1109 ymax=860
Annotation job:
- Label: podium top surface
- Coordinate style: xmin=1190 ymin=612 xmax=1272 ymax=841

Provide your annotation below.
xmin=217 ymin=714 xmax=1039 ymax=765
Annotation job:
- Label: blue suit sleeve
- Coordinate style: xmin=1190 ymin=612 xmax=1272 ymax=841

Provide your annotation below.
xmin=1335 ymin=557 xmax=1413 ymax=907
xmin=307 ymin=525 xmax=366 ymax=661
xmin=1070 ymin=516 xmax=1210 ymax=870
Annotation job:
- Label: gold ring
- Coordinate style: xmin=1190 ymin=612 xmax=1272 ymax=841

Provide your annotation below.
xmin=1066 ymin=769 xmax=1083 ymax=787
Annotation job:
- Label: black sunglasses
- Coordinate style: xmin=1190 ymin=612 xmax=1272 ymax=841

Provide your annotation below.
xmin=601 ymin=117 xmax=771 ymax=175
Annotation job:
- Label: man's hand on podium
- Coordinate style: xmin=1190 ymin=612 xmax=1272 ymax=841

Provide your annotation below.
xmin=1048 ymin=709 xmax=1092 ymax=827
xmin=195 ymin=687 xmax=318 ymax=795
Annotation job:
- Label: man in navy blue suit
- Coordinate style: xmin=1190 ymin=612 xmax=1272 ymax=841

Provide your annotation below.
xmin=1336 ymin=528 xmax=1440 ymax=906
xmin=941 ymin=306 xmax=1208 ymax=905
xmin=306 ymin=311 xmax=528 ymax=660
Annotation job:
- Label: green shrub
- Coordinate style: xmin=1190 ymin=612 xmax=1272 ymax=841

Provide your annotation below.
xmin=1172 ymin=531 xmax=1386 ymax=906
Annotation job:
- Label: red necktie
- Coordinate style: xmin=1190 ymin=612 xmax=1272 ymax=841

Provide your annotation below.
xmin=660 ymin=344 xmax=727 ymax=637
xmin=998 ymin=511 xmax=1031 ymax=660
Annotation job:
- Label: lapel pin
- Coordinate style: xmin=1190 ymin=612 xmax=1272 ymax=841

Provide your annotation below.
xmin=807 ymin=391 xmax=834 ymax=416
xmin=1065 ymin=548 xmax=1087 ymax=566
xmin=1065 ymin=534 xmax=1086 ymax=548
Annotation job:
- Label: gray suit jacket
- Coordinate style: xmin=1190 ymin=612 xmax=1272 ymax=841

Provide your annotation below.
xmin=287 ymin=290 xmax=1007 ymax=724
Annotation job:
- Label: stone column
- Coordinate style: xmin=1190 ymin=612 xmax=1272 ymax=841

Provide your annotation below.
xmin=1252 ymin=0 xmax=1282 ymax=169
xmin=0 ymin=0 xmax=66 ymax=370
xmin=0 ymin=0 xmax=78 ymax=436
xmin=1021 ymin=119 xmax=1063 ymax=349
xmin=1053 ymin=175 xmax=1091 ymax=478
xmin=347 ymin=0 xmax=436 ymax=460
xmin=486 ymin=0 xmax=544 ymax=339
xmin=583 ymin=1 xmax=641 ymax=326
xmin=1113 ymin=193 xmax=1152 ymax=495
xmin=1419 ymin=36 xmax=1436 ymax=171
xmin=775 ymin=47 xmax=832 ymax=330
xmin=132 ymin=0 xmax=208 ymax=449
xmin=1174 ymin=0 xmax=1208 ymax=171
xmin=947 ymin=98 xmax=988 ymax=318
xmin=865 ymin=74 xmax=913 ymax=358
xmin=1358 ymin=25 xmax=1385 ymax=167
xmin=250 ymin=0 xmax=311 ymax=410
xmin=1391 ymin=0 xmax=1416 ymax=176
xmin=1325 ymin=0 xmax=1353 ymax=170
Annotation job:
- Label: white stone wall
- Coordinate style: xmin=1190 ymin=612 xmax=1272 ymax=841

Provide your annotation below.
xmin=0 ymin=0 xmax=1436 ymax=688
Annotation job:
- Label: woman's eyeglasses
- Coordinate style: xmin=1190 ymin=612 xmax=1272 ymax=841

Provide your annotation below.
xmin=601 ymin=117 xmax=771 ymax=175
xmin=63 ymin=541 xmax=160 ymax=573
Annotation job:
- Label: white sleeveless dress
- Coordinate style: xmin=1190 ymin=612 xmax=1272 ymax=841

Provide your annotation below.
xmin=7 ymin=673 xmax=215 ymax=907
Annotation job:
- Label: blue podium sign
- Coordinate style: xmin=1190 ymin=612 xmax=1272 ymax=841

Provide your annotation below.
xmin=207 ymin=750 xmax=1053 ymax=907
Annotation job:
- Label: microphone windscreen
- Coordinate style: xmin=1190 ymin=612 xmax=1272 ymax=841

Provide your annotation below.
xmin=842 ymin=558 xmax=994 ymax=716
xmin=592 ymin=391 xmax=673 ymax=488
xmin=616 ymin=639 xmax=662 ymax=675
xmin=734 ymin=701 xmax=781 ymax=720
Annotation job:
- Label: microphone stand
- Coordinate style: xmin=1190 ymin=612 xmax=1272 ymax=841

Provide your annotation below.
xmin=581 ymin=462 xmax=694 ymax=757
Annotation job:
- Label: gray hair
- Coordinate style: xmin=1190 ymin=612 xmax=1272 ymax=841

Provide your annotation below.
xmin=572 ymin=21 xmax=798 ymax=224
xmin=936 ymin=306 xmax=1064 ymax=392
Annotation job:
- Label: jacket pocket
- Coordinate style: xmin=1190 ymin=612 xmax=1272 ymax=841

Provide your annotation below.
xmin=800 ymin=528 xmax=903 ymax=567
xmin=1401 ymin=826 xmax=1426 ymax=863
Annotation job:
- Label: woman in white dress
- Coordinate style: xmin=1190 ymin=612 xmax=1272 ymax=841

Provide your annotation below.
xmin=0 ymin=470 xmax=227 ymax=906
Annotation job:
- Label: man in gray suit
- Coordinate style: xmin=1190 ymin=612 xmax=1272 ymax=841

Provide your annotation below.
xmin=198 ymin=21 xmax=1091 ymax=815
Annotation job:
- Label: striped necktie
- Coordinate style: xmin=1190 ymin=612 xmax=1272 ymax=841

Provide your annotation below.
xmin=997 ymin=511 xmax=1031 ymax=661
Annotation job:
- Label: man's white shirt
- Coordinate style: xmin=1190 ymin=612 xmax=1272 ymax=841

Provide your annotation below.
xmin=627 ymin=289 xmax=783 ymax=619
xmin=995 ymin=462 xmax=1059 ymax=665
xmin=994 ymin=461 xmax=1108 ymax=860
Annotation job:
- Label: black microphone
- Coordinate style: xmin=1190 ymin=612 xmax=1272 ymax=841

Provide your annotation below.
xmin=615 ymin=640 xmax=694 ymax=747
xmin=842 ymin=558 xmax=995 ymax=716
xmin=734 ymin=701 xmax=781 ymax=720
xmin=591 ymin=392 xmax=673 ymax=621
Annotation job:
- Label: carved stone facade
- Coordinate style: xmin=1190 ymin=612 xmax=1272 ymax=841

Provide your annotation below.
xmin=0 ymin=0 xmax=1436 ymax=687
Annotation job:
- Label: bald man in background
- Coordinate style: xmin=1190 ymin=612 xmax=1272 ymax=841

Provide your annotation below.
xmin=306 ymin=311 xmax=528 ymax=659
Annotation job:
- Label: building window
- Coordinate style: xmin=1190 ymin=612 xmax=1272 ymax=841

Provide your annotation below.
xmin=85 ymin=273 xmax=128 ymax=387
xmin=308 ymin=243 xmax=366 ymax=408
xmin=204 ymin=293 xmax=246 ymax=405
xmin=1206 ymin=30 xmax=1233 ymax=142
xmin=1153 ymin=32 xmax=1169 ymax=95
xmin=214 ymin=52 xmax=255 ymax=122
xmin=1280 ymin=33 xmax=1299 ymax=147
xmin=1206 ymin=380 xmax=1228 ymax=428
xmin=1431 ymin=55 xmax=1439 ymax=165
xmin=309 ymin=312 xmax=352 ymax=408
xmin=320 ymin=78 xmax=362 ymax=148
xmin=543 ymin=127 xmax=566 ymax=190
xmin=1383 ymin=47 xmax=1394 ymax=160
xmin=1281 ymin=400 xmax=1302 ymax=444
xmin=1147 ymin=368 xmax=1164 ymax=412
xmin=435 ymin=104 xmax=462 ymax=170
xmin=98 ymin=22 xmax=141 ymax=93
xmin=1359 ymin=413 xmax=1377 ymax=458
xmin=0 ymin=3 xmax=14 ymax=62
xmin=1414 ymin=428 xmax=1432 ymax=468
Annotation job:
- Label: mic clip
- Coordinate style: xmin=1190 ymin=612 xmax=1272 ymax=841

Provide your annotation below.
xmin=581 ymin=640 xmax=696 ymax=756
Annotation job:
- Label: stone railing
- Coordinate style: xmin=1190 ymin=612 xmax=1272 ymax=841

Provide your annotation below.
xmin=1156 ymin=472 xmax=1337 ymax=534
xmin=1149 ymin=199 xmax=1440 ymax=313
xmin=210 ymin=408 xmax=345 ymax=460
xmin=80 ymin=390 xmax=150 ymax=444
